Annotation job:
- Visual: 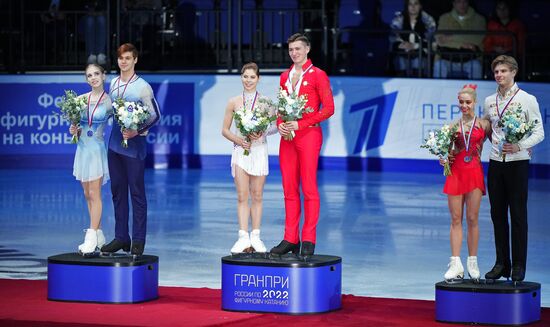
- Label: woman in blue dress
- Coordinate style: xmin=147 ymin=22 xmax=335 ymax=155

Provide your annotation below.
xmin=69 ymin=63 xmax=112 ymax=256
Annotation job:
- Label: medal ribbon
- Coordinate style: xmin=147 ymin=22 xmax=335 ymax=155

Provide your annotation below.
xmin=496 ymin=88 xmax=520 ymax=119
xmin=461 ymin=116 xmax=476 ymax=156
xmin=242 ymin=91 xmax=258 ymax=112
xmin=286 ymin=63 xmax=313 ymax=95
xmin=117 ymin=73 xmax=136 ymax=98
xmin=87 ymin=91 xmax=106 ymax=128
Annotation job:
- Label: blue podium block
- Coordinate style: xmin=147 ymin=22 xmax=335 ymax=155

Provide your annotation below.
xmin=221 ymin=253 xmax=342 ymax=314
xmin=48 ymin=253 xmax=159 ymax=303
xmin=435 ymin=280 xmax=541 ymax=325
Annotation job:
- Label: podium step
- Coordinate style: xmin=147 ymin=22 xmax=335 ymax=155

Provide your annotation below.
xmin=48 ymin=253 xmax=159 ymax=303
xmin=221 ymin=253 xmax=342 ymax=314
xmin=435 ymin=279 xmax=541 ymax=325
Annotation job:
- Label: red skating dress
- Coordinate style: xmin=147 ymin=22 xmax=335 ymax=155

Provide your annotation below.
xmin=443 ymin=124 xmax=486 ymax=195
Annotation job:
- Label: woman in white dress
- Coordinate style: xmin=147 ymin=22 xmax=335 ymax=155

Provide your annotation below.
xmin=69 ymin=63 xmax=112 ymax=256
xmin=221 ymin=62 xmax=277 ymax=253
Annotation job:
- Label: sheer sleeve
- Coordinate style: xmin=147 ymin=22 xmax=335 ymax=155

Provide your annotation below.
xmin=137 ymin=82 xmax=161 ymax=134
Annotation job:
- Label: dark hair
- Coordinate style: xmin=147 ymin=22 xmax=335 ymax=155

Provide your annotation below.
xmin=493 ymin=0 xmax=516 ymax=20
xmin=402 ymin=0 xmax=426 ymax=39
xmin=85 ymin=63 xmax=105 ymax=74
xmin=491 ymin=55 xmax=518 ymax=72
xmin=402 ymin=0 xmax=423 ymax=14
xmin=117 ymin=43 xmax=138 ymax=58
xmin=287 ymin=33 xmax=310 ymax=47
xmin=241 ymin=62 xmax=259 ymax=76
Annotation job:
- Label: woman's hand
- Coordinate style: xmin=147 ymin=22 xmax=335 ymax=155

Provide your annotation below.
xmin=440 ymin=153 xmax=455 ymax=166
xmin=448 ymin=153 xmax=455 ymax=164
xmin=248 ymin=132 xmax=262 ymax=140
xmin=122 ymin=129 xmax=138 ymax=140
xmin=240 ymin=138 xmax=251 ymax=150
xmin=69 ymin=124 xmax=81 ymax=136
xmin=398 ymin=41 xmax=415 ymax=51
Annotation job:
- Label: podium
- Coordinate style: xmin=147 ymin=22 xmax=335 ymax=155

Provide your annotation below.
xmin=435 ymin=280 xmax=541 ymax=325
xmin=221 ymin=253 xmax=342 ymax=314
xmin=48 ymin=253 xmax=159 ymax=303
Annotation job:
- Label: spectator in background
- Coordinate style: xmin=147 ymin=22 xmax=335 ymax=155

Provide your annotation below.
xmin=433 ymin=0 xmax=486 ymax=79
xmin=390 ymin=0 xmax=436 ymax=76
xmin=120 ymin=0 xmax=162 ymax=68
xmin=84 ymin=0 xmax=108 ymax=65
xmin=483 ymin=0 xmax=525 ymax=60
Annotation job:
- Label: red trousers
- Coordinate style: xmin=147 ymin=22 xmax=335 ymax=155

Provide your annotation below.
xmin=279 ymin=127 xmax=323 ymax=244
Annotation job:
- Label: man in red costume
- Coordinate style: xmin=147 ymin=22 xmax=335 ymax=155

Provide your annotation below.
xmin=270 ymin=33 xmax=335 ymax=256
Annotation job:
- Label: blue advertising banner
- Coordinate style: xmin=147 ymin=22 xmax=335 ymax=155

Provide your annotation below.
xmin=0 ymin=77 xmax=194 ymax=161
xmin=1 ymin=74 xmax=548 ymax=175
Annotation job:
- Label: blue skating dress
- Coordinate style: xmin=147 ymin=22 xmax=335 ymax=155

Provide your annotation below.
xmin=73 ymin=94 xmax=112 ymax=185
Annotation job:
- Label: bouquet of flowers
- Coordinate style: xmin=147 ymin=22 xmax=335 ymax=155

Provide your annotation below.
xmin=277 ymin=87 xmax=313 ymax=140
xmin=420 ymin=124 xmax=459 ymax=176
xmin=497 ymin=105 xmax=537 ymax=159
xmin=59 ymin=90 xmax=87 ymax=143
xmin=233 ymin=100 xmax=276 ymax=156
xmin=112 ymin=98 xmax=150 ymax=148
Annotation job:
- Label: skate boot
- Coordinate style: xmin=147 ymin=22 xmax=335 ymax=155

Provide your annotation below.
xmin=269 ymin=240 xmax=300 ymax=255
xmin=485 ymin=263 xmax=511 ymax=281
xmin=78 ymin=229 xmax=106 ymax=252
xmin=79 ymin=229 xmax=98 ymax=257
xmin=467 ymin=256 xmax=480 ymax=283
xmin=96 ymin=229 xmax=106 ymax=249
xmin=444 ymin=256 xmax=464 ymax=284
xmin=100 ymin=239 xmax=131 ymax=255
xmin=250 ymin=229 xmax=267 ymax=253
xmin=230 ymin=230 xmax=252 ymax=254
xmin=131 ymin=241 xmax=145 ymax=256
xmin=511 ymin=266 xmax=525 ymax=283
xmin=301 ymin=241 xmax=315 ymax=257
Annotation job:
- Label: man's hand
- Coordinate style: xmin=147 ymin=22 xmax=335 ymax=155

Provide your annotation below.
xmin=502 ymin=143 xmax=520 ymax=154
xmin=278 ymin=123 xmax=291 ymax=137
xmin=284 ymin=121 xmax=299 ymax=131
xmin=122 ymin=129 xmax=139 ymax=140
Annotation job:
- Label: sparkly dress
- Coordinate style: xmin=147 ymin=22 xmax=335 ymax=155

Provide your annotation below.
xmin=73 ymin=94 xmax=112 ymax=185
xmin=443 ymin=123 xmax=486 ymax=195
xmin=231 ymin=92 xmax=277 ymax=177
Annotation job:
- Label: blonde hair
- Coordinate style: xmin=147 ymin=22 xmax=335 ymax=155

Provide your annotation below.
xmin=458 ymin=83 xmax=477 ymax=101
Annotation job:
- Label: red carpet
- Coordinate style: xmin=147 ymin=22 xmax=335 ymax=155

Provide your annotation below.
xmin=0 ymin=279 xmax=548 ymax=326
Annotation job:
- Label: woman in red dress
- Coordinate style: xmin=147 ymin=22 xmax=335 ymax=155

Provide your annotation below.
xmin=442 ymin=84 xmax=491 ymax=283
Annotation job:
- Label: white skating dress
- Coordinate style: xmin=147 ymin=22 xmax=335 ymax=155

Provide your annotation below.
xmin=73 ymin=93 xmax=112 ymax=185
xmin=231 ymin=92 xmax=277 ymax=177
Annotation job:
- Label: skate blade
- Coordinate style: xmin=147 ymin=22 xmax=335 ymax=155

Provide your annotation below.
xmin=468 ymin=274 xmax=481 ymax=284
xmin=79 ymin=250 xmax=99 ymax=258
xmin=230 ymin=247 xmax=255 ymax=256
xmin=444 ymin=277 xmax=464 ymax=284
